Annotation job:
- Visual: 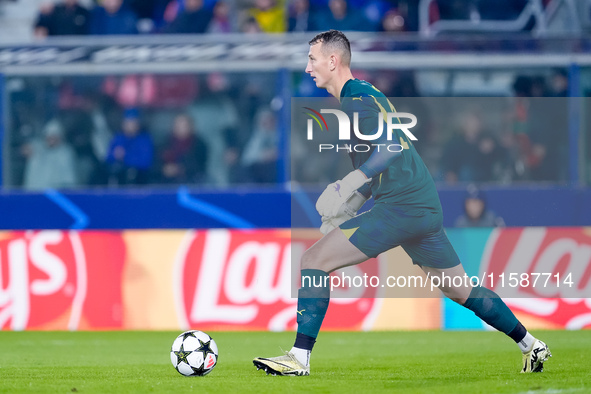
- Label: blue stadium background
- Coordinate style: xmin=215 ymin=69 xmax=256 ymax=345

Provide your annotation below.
xmin=0 ymin=0 xmax=591 ymax=230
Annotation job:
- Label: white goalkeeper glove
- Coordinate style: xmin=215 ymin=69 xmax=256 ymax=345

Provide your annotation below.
xmin=319 ymin=215 xmax=338 ymax=235
xmin=320 ymin=190 xmax=367 ymax=235
xmin=318 ymin=190 xmax=369 ymax=235
xmin=316 ymin=170 xmax=371 ymax=218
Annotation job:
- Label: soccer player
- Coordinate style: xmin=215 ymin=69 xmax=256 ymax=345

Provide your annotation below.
xmin=253 ymin=30 xmax=551 ymax=376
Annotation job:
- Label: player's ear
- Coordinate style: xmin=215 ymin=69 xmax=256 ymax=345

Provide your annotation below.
xmin=329 ymin=54 xmax=337 ymax=71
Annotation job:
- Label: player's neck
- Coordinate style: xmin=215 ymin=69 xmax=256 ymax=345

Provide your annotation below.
xmin=328 ymin=69 xmax=354 ymax=99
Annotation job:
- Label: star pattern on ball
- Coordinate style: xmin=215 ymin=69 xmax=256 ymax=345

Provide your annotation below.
xmin=181 ymin=331 xmax=197 ymax=341
xmin=190 ymin=364 xmax=205 ymax=375
xmin=174 ymin=343 xmax=191 ymax=365
xmin=196 ymin=338 xmax=215 ymax=359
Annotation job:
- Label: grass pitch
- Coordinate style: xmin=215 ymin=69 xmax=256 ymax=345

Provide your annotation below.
xmin=0 ymin=330 xmax=588 ymax=394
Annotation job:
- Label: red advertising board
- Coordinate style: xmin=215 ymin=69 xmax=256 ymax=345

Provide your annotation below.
xmin=0 ymin=231 xmax=125 ymax=330
xmin=481 ymin=227 xmax=591 ymax=329
xmin=174 ymin=229 xmax=384 ymax=331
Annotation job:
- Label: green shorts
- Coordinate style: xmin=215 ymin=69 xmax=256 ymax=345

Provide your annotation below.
xmin=340 ymin=203 xmax=461 ymax=269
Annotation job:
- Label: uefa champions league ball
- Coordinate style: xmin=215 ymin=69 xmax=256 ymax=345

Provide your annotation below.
xmin=170 ymin=330 xmax=219 ymax=376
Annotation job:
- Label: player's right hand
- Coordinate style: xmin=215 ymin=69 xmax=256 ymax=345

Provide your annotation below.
xmin=316 ymin=170 xmax=370 ymax=218
xmin=319 ymin=216 xmax=338 ymax=235
xmin=319 ymin=191 xmax=369 ymax=235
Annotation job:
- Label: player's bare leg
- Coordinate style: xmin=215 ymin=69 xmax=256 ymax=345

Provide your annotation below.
xmin=422 ymin=264 xmax=551 ymax=372
xmin=300 ymin=225 xmax=369 ymax=273
xmin=253 ymin=228 xmax=368 ymax=375
xmin=421 ymin=264 xmax=472 ymax=304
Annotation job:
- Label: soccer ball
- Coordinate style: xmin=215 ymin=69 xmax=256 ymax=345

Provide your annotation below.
xmin=170 ymin=330 xmax=219 ymax=376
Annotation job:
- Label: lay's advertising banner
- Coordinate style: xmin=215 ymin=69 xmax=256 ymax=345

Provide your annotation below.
xmin=446 ymin=227 xmax=591 ymax=330
xmin=0 ymin=228 xmax=589 ymax=331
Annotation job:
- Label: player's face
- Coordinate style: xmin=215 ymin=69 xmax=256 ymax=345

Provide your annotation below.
xmin=305 ymin=43 xmax=331 ymax=89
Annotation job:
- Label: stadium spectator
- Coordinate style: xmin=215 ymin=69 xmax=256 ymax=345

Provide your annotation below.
xmin=188 ymin=72 xmax=239 ymax=186
xmin=530 ymin=75 xmax=549 ymax=97
xmin=550 ymin=68 xmax=569 ymax=97
xmin=240 ymin=16 xmax=262 ymax=33
xmin=288 ymin=0 xmax=311 ymax=32
xmin=380 ymin=8 xmax=405 ymax=32
xmin=102 ymin=74 xmax=198 ymax=109
xmin=60 ymin=109 xmax=102 ymax=185
xmin=105 ymin=108 xmax=154 ymax=185
xmin=455 ymin=186 xmax=505 ymax=227
xmin=362 ymin=0 xmax=391 ymax=31
xmin=223 ymin=126 xmax=244 ymax=183
xmin=85 ymin=96 xmax=116 ymax=184
xmin=22 ymin=119 xmax=79 ymax=190
xmin=34 ymin=0 xmax=90 ymax=38
xmin=158 ymin=113 xmax=208 ymax=184
xmin=528 ymin=89 xmax=568 ymax=181
xmin=440 ymin=112 xmax=484 ymax=183
xmin=207 ymin=1 xmax=233 ymax=33
xmin=241 ymin=108 xmax=278 ymax=184
xmin=249 ymin=0 xmax=286 ymax=33
xmin=399 ymin=0 xmax=420 ymax=31
xmin=89 ymin=0 xmax=138 ymax=35
xmin=127 ymin=0 xmax=171 ymax=25
xmin=162 ymin=0 xmax=212 ymax=34
xmin=510 ymin=74 xmax=567 ymax=182
xmin=311 ymin=0 xmax=369 ymax=31
xmin=439 ymin=109 xmax=509 ymax=183
xmin=369 ymin=70 xmax=396 ymax=96
xmin=475 ymin=132 xmax=510 ymax=182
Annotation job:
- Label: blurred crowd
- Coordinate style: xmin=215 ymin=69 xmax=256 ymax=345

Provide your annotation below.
xmin=8 ymin=67 xmax=570 ymax=191
xmin=0 ymin=0 xmax=571 ymax=190
xmin=10 ymin=71 xmax=280 ymax=190
xmin=292 ymin=68 xmax=570 ymax=187
xmin=29 ymin=0 xmax=542 ymax=37
xmin=438 ymin=69 xmax=569 ymax=184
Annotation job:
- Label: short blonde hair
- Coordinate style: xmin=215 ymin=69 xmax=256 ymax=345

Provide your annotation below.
xmin=308 ymin=29 xmax=351 ymax=67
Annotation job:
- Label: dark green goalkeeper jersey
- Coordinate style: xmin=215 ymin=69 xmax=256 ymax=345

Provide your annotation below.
xmin=340 ymin=78 xmax=442 ymax=214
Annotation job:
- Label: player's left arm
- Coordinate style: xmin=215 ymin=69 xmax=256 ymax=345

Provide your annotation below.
xmin=317 ymin=95 xmax=399 ymax=220
xmin=350 ymin=94 xmax=404 ymax=179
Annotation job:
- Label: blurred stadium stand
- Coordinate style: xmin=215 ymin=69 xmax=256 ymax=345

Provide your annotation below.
xmin=0 ymin=0 xmax=590 ymax=229
xmin=420 ymin=0 xmax=584 ymax=36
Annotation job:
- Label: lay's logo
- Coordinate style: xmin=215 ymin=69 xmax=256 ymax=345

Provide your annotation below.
xmin=480 ymin=227 xmax=591 ymax=329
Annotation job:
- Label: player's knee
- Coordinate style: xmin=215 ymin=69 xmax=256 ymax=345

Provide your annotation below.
xmin=440 ymin=287 xmax=469 ymax=305
xmin=300 ymin=248 xmax=320 ymax=270
xmin=300 ymin=248 xmax=334 ymax=271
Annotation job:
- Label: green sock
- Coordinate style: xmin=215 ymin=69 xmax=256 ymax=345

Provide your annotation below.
xmin=463 ymin=286 xmax=519 ymax=334
xmin=296 ymin=269 xmax=330 ymax=339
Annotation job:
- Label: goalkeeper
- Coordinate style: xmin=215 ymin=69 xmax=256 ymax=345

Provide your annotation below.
xmin=254 ymin=29 xmax=551 ymax=376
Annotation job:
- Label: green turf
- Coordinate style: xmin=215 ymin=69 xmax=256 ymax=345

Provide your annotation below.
xmin=0 ymin=330 xmax=588 ymax=393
